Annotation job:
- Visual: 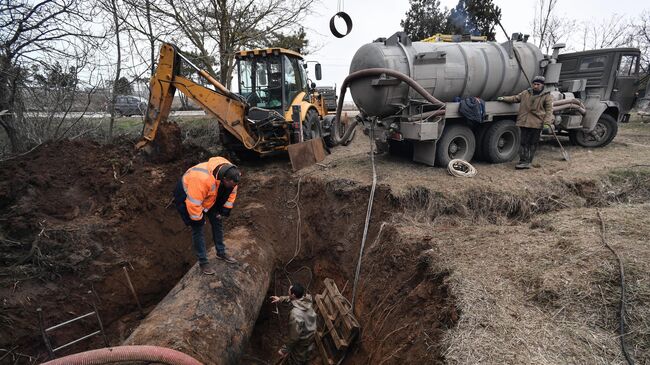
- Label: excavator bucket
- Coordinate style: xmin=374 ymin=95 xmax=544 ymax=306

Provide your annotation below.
xmin=288 ymin=138 xmax=328 ymax=171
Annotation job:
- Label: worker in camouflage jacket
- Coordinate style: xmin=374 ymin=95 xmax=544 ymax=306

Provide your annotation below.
xmin=270 ymin=283 xmax=317 ymax=365
xmin=498 ymin=75 xmax=554 ymax=169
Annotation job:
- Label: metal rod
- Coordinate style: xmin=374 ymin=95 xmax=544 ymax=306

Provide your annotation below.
xmin=45 ymin=312 xmax=95 ymax=332
xmin=122 ymin=266 xmax=144 ymax=318
xmin=37 ymin=308 xmax=55 ymax=358
xmin=51 ymin=331 xmax=101 ymax=353
xmin=89 ymin=290 xmax=109 ymax=347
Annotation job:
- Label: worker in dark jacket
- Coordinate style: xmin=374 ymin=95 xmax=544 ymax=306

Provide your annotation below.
xmin=173 ymin=156 xmax=240 ymax=275
xmin=498 ymin=75 xmax=554 ymax=169
xmin=270 ymin=283 xmax=317 ymax=365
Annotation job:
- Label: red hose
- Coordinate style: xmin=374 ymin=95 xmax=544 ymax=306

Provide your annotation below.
xmin=41 ymin=345 xmax=202 ymax=365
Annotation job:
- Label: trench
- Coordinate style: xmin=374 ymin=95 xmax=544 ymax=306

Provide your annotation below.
xmin=3 ymin=139 xmax=650 ymax=364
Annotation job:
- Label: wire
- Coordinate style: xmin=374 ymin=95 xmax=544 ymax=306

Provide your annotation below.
xmin=351 ymin=123 xmax=378 ymax=313
xmin=447 ymin=159 xmax=477 ymax=177
xmin=597 ymin=210 xmax=635 ymax=365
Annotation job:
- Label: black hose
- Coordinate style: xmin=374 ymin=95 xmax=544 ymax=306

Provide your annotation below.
xmin=331 ymin=68 xmax=446 ymax=146
xmin=597 ymin=210 xmax=635 ymax=365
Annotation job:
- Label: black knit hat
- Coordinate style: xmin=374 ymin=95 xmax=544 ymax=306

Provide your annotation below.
xmin=532 ymin=75 xmax=546 ymax=84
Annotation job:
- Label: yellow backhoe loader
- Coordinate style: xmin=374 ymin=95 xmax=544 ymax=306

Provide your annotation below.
xmin=136 ymin=43 xmax=355 ymax=169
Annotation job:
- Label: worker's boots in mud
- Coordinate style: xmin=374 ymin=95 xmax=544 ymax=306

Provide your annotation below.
xmin=217 ymin=253 xmax=237 ymax=264
xmin=199 ymin=263 xmax=216 ymax=275
xmin=515 ymin=146 xmax=532 ymax=170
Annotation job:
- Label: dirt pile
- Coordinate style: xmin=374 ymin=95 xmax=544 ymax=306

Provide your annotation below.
xmin=0 ymin=139 xmax=207 ymax=362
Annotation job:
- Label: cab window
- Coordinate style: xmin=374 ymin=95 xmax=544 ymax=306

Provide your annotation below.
xmin=283 ymin=55 xmax=306 ymax=106
xmin=617 ymin=54 xmax=638 ymax=76
xmin=579 ymin=55 xmax=608 ymax=70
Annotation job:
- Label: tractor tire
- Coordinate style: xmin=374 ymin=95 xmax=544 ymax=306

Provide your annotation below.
xmin=303 ymin=109 xmax=322 ymax=141
xmin=435 ymin=123 xmax=476 ymax=166
xmin=483 ymin=120 xmax=520 ymax=163
xmin=570 ymin=114 xmax=618 ymax=148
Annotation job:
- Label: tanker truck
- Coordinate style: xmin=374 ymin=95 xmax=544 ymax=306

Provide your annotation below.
xmin=344 ymin=32 xmax=641 ymax=166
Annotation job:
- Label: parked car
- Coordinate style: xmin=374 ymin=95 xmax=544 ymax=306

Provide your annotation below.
xmin=114 ymin=95 xmax=147 ymax=117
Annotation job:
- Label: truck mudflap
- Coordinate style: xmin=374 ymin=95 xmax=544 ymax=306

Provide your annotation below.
xmin=581 ymin=97 xmax=608 ymax=132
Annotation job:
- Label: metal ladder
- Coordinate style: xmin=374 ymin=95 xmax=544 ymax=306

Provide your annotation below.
xmin=37 ymin=290 xmax=109 ymax=358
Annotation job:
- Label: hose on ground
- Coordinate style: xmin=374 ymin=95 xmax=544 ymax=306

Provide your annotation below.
xmin=331 ymin=68 xmax=446 ymax=146
xmin=351 ymin=123 xmax=378 ymax=313
xmin=447 ymin=159 xmax=477 ymax=178
xmin=41 ymin=345 xmax=202 ymax=365
xmin=597 ymin=211 xmax=635 ymax=365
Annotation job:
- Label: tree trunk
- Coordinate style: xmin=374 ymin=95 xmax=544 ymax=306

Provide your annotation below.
xmin=124 ymin=226 xmax=275 ymax=365
xmin=108 ymin=0 xmax=122 ymax=142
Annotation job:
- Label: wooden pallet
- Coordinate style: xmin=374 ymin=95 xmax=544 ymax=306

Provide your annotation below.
xmin=314 ymin=278 xmax=360 ymax=365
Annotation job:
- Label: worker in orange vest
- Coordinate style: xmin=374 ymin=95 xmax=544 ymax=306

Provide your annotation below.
xmin=173 ymin=157 xmax=240 ymax=275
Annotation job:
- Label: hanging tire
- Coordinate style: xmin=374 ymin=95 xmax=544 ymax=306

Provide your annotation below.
xmin=435 ymin=123 xmax=476 ymax=166
xmin=483 ymin=120 xmax=520 ymax=163
xmin=303 ymin=109 xmax=322 ymax=140
xmin=569 ymin=113 xmax=618 ymax=148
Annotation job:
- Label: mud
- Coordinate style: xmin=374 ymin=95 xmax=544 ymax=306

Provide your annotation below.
xmin=1 ymin=130 xmax=649 ymax=364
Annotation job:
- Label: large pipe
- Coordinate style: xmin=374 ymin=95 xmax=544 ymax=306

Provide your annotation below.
xmin=41 ymin=345 xmax=201 ymax=365
xmin=330 ymin=68 xmax=446 ymax=146
xmin=124 ymin=226 xmax=274 ymax=365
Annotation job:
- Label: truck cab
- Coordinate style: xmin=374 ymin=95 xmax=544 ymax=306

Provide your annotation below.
xmin=558 ymin=48 xmax=640 ymax=122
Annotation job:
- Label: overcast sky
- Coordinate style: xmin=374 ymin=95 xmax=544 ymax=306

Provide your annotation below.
xmin=302 ymin=0 xmax=646 ymax=98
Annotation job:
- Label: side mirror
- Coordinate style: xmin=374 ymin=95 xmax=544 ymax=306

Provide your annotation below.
xmin=315 ymin=63 xmax=322 ymax=80
xmin=311 ymin=82 xmax=317 ymax=89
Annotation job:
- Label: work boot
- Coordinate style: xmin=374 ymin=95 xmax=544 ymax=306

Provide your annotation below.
xmin=199 ymin=263 xmax=216 ymax=275
xmin=515 ymin=146 xmax=530 ymax=169
xmin=529 ymin=144 xmax=539 ymax=167
xmin=216 ymin=253 xmax=237 ymax=264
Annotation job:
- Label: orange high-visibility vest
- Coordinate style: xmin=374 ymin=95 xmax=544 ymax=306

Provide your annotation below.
xmin=181 ymin=157 xmax=238 ymax=221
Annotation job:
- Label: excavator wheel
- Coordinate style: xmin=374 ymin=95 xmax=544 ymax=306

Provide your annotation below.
xmin=303 ymin=109 xmax=322 ymax=140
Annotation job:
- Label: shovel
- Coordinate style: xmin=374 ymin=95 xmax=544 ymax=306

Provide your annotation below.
xmin=548 ymin=125 xmax=570 ymax=161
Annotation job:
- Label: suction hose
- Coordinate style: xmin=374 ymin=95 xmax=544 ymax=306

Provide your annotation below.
xmin=330 ymin=68 xmax=446 ymax=146
xmin=41 ymin=345 xmax=202 ymax=365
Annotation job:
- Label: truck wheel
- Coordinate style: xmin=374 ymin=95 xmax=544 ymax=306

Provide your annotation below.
xmin=435 ymin=123 xmax=476 ymax=166
xmin=483 ymin=120 xmax=519 ymax=163
xmin=571 ymin=114 xmax=618 ymax=148
xmin=303 ymin=109 xmax=322 ymax=140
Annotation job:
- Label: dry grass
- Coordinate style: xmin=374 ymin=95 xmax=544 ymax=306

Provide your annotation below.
xmin=396 ymin=203 xmax=650 ymax=365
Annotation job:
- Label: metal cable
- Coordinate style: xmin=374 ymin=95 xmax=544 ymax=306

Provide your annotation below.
xmin=597 ymin=210 xmax=635 ymax=365
xmin=351 ymin=123 xmax=377 ymax=313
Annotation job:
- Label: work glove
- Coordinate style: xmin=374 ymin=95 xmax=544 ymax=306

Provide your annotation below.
xmin=497 ymin=96 xmax=504 ymax=101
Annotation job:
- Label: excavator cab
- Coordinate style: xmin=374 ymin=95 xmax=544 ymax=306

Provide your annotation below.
xmin=235 ymin=48 xmax=318 ymax=118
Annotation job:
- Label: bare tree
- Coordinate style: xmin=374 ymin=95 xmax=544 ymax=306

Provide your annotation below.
xmin=635 ymin=11 xmax=650 ymax=74
xmin=531 ymin=0 xmax=575 ymax=54
xmin=148 ymin=0 xmax=315 ymax=88
xmin=0 ymin=0 xmax=99 ymax=152
xmin=580 ymin=14 xmax=634 ymax=51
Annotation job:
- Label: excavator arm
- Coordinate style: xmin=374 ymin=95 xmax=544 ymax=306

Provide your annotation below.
xmin=136 ymin=43 xmax=257 ymax=150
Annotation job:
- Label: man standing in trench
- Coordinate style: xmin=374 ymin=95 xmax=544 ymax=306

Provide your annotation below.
xmin=173 ymin=156 xmax=240 ymax=275
xmin=270 ymin=283 xmax=317 ymax=364
xmin=498 ymin=75 xmax=554 ymax=169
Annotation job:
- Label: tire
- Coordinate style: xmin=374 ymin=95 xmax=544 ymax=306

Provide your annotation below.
xmin=435 ymin=123 xmax=476 ymax=166
xmin=571 ymin=114 xmax=618 ymax=148
xmin=483 ymin=120 xmax=520 ymax=163
xmin=303 ymin=109 xmax=322 ymax=140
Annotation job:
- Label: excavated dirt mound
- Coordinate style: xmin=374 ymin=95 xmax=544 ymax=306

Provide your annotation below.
xmin=0 ymin=139 xmax=212 ymax=362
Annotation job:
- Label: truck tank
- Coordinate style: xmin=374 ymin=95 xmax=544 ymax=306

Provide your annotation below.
xmin=349 ymin=32 xmax=543 ymax=118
